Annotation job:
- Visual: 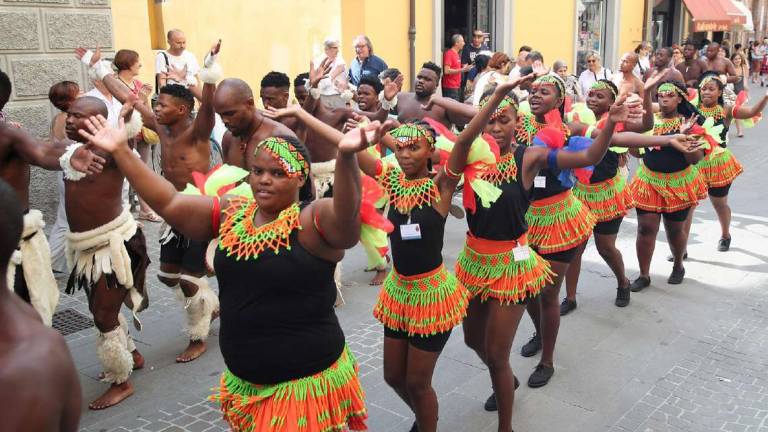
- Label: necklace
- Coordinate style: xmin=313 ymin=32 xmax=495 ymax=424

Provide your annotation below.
xmin=698 ymin=104 xmax=726 ymax=122
xmin=514 ymin=113 xmax=547 ymax=145
xmin=653 ymin=115 xmax=682 ymax=136
xmin=380 ymin=168 xmax=440 ymax=214
xmin=239 ymin=117 xmax=265 ymax=154
xmin=218 ymin=198 xmax=301 ymax=260
xmin=481 ymin=152 xmax=518 ymax=185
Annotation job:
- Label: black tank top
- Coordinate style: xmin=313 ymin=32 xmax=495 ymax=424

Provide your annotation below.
xmin=643 ymin=115 xmax=690 ymax=173
xmin=467 ymin=146 xmax=531 ymax=240
xmin=590 ymin=150 xmax=620 ymax=183
xmin=214 ymin=207 xmax=344 ymax=384
xmin=388 ymin=204 xmax=446 ymax=276
xmin=698 ymin=104 xmax=729 ymax=148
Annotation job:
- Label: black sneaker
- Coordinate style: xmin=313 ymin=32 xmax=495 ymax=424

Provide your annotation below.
xmin=666 ymin=252 xmax=688 ymax=262
xmin=527 ymin=364 xmax=555 ymax=388
xmin=629 ymin=276 xmax=651 ymax=292
xmin=559 ymin=298 xmax=577 ymax=316
xmin=483 ymin=376 xmax=520 ymax=412
xmin=521 ymin=333 xmax=541 ymax=357
xmin=615 ymin=287 xmax=630 ymax=307
xmin=718 ymin=237 xmax=731 ymax=252
xmin=668 ymin=267 xmax=685 ymax=284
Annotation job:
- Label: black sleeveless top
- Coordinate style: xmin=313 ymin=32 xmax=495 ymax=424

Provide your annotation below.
xmin=388 ymin=203 xmax=446 ymax=276
xmin=591 ymin=150 xmax=620 ymax=183
xmin=214 ymin=207 xmax=344 ymax=384
xmin=467 ymin=146 xmax=531 ymax=240
xmin=698 ymin=104 xmax=729 ymax=148
xmin=643 ymin=115 xmax=690 ymax=173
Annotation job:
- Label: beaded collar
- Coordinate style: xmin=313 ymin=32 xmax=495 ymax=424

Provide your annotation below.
xmin=480 ymin=151 xmax=518 ymax=185
xmin=379 ymin=167 xmax=440 ymax=214
xmin=218 ymin=197 xmax=301 ymax=260
xmin=514 ymin=112 xmax=571 ymax=146
xmin=653 ymin=114 xmax=682 ymax=136
xmin=697 ymin=104 xmax=726 ymax=123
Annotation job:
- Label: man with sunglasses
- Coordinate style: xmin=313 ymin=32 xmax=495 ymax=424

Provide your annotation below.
xmin=461 ymin=30 xmax=490 ymax=99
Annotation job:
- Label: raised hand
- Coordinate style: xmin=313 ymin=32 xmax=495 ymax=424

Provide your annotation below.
xmin=680 ymin=114 xmax=699 ymax=134
xmin=644 ymin=68 xmax=669 ymax=92
xmin=211 ymin=39 xmax=222 ymax=56
xmin=78 ymin=114 xmax=129 ymax=154
xmin=309 ymin=57 xmax=333 ymax=88
xmin=70 ymin=146 xmax=106 ymax=175
xmin=532 ymin=60 xmax=549 ymax=77
xmin=669 ymin=135 xmax=701 ymax=153
xmin=139 ymin=83 xmax=153 ymax=101
xmin=75 ymin=46 xmax=101 ymax=66
xmin=497 ymin=73 xmax=535 ymax=94
xmin=383 ymin=75 xmax=402 ymax=101
xmin=263 ymin=104 xmax=302 ymax=120
xmin=608 ymin=94 xmax=630 ymax=123
xmin=338 ymin=121 xmax=382 ymax=154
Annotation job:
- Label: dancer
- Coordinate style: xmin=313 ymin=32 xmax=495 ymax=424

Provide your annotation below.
xmin=77 ymin=42 xmax=223 ymax=362
xmin=0 ymin=179 xmax=82 ymax=432
xmin=460 ymin=76 xmax=631 ymax=430
xmin=681 ymin=73 xmax=768 ymax=251
xmin=80 ymin=103 xmax=369 ymax=431
xmin=628 ymin=80 xmax=707 ymax=291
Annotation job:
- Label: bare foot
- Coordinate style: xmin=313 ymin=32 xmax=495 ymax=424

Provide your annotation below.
xmin=369 ymin=268 xmax=387 ymax=286
xmin=98 ymin=350 xmax=144 ymax=380
xmin=176 ymin=340 xmax=207 ymax=363
xmin=89 ymin=382 xmax=134 ymax=410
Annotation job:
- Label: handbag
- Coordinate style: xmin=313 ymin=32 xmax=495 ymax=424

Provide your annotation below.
xmin=151 ymin=52 xmax=170 ymax=108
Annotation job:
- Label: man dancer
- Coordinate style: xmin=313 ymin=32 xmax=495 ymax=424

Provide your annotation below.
xmin=380 ymin=61 xmax=475 ymax=128
xmin=676 ymin=41 xmax=708 ymax=88
xmin=613 ymin=52 xmax=645 ymax=96
xmin=705 ymin=42 xmax=740 ymax=84
xmin=79 ymin=42 xmax=222 ymax=363
xmin=644 ymin=47 xmax=685 ymax=100
xmin=63 ymin=96 xmax=149 ymax=409
xmin=0 ymin=70 xmax=102 ymax=326
xmin=0 ymin=179 xmax=81 ymax=431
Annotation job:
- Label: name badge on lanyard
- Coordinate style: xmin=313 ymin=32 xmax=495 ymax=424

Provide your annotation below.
xmin=400 ymin=212 xmax=422 ymax=241
xmin=534 ymin=176 xmax=547 ymax=188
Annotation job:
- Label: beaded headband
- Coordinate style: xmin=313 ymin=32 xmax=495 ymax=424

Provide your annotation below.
xmin=657 ymin=83 xmax=686 ymax=98
xmin=257 ymin=137 xmax=309 ymax=179
xmin=389 ymin=123 xmax=436 ymax=148
xmin=698 ymin=75 xmax=723 ymax=90
xmin=481 ymin=94 xmax=519 ymax=120
xmin=590 ymin=80 xmax=617 ymax=99
xmin=532 ymin=75 xmax=565 ymax=102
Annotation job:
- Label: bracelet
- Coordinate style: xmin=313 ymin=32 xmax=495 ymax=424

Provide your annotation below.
xmin=89 ymin=60 xmax=113 ymax=81
xmin=124 ymin=111 xmax=144 ymax=139
xmin=379 ymin=91 xmax=398 ymax=111
xmin=443 ymin=165 xmax=462 ymax=180
xmin=199 ymin=54 xmax=223 ymax=84
xmin=546 ymin=149 xmax=559 ymax=169
xmin=309 ymin=87 xmax=322 ymax=100
xmin=59 ymin=143 xmax=86 ymax=181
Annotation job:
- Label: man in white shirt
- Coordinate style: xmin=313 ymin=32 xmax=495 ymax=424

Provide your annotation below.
xmin=155 ymin=29 xmax=200 ymax=98
xmin=508 ymin=45 xmax=532 ymax=80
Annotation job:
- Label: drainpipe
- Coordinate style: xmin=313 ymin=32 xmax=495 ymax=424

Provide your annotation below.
xmin=409 ymin=0 xmax=417 ymax=90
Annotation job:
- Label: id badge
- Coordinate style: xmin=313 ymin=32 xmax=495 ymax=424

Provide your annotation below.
xmin=534 ymin=176 xmax=546 ymax=188
xmin=400 ymin=223 xmax=422 ymax=241
xmin=512 ymin=245 xmax=530 ymax=262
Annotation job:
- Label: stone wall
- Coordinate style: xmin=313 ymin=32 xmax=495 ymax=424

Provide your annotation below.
xmin=0 ymin=0 xmax=114 ymax=226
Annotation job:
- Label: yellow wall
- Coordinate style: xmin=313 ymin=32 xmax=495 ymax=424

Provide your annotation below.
xmin=618 ymin=0 xmax=646 ymax=56
xmin=341 ymin=0 xmax=434 ymax=90
xmin=111 ymin=0 xmax=155 ymax=87
xmin=512 ymin=0 xmax=576 ymax=66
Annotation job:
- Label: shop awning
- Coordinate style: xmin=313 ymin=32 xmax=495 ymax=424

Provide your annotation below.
xmin=682 ymin=0 xmax=747 ymax=32
xmin=731 ymin=0 xmax=755 ymax=32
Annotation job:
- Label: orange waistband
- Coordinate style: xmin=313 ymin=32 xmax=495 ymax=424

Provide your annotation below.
xmin=465 ymin=233 xmax=528 ymax=254
xmin=393 ymin=264 xmax=445 ymax=281
xmin=531 ymin=190 xmax=572 ymax=207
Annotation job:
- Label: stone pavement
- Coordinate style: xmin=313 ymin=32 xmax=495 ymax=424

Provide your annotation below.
xmin=52 ymin=100 xmax=768 ymax=432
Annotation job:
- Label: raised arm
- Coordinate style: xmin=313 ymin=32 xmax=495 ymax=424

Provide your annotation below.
xmin=425 ymin=95 xmax=479 ymax=125
xmin=191 ymin=40 xmax=222 ymax=140
xmin=731 ymin=89 xmax=768 ymax=119
xmin=8 ymin=126 xmax=104 ymax=174
xmin=79 ymin=108 xmax=216 ymax=241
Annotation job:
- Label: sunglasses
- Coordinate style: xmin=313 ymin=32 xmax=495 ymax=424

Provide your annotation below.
xmin=473 ymin=34 xmax=484 ymax=38
xmin=587 ymin=59 xmax=597 ymax=63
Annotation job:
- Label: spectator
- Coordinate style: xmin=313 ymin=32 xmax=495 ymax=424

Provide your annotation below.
xmin=461 ymin=29 xmax=489 ymax=96
xmin=508 ymin=45 xmax=532 ymax=80
xmin=348 ymin=35 xmax=387 ymax=87
xmin=750 ymin=40 xmax=763 ymax=84
xmin=442 ymin=34 xmax=470 ymax=101
xmin=577 ymin=51 xmax=612 ymax=96
xmin=633 ymin=41 xmax=652 ymax=77
xmin=671 ymin=44 xmax=684 ymax=66
xmin=761 ymin=38 xmax=768 ymax=86
xmin=465 ymin=53 xmax=491 ymax=100
xmin=470 ymin=52 xmax=511 ymax=105
xmin=732 ymin=51 xmax=750 ymax=137
xmin=316 ymin=38 xmax=349 ymax=108
xmin=553 ymin=60 xmax=582 ymax=101
xmin=155 ymin=29 xmax=200 ymax=95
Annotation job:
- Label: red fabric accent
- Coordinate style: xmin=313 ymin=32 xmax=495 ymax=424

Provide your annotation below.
xmin=688 ymin=124 xmax=719 ymax=155
xmin=687 ymin=88 xmax=698 ymax=102
xmin=442 ymin=49 xmax=462 ymax=89
xmin=564 ymin=96 xmax=573 ymax=114
xmin=466 ymin=233 xmax=527 ymax=253
xmin=535 ymin=126 xmax=566 ymax=149
xmin=483 ymin=133 xmax=501 ymax=158
xmin=375 ymin=159 xmax=384 ymax=177
xmin=596 ymin=116 xmax=626 ymax=133
xmin=360 ymin=175 xmax=394 ymax=232
xmin=544 ymin=109 xmax=563 ymax=126
xmin=574 ymin=168 xmax=593 ymax=184
xmin=462 ymin=164 xmax=481 ymax=214
xmin=423 ymin=117 xmax=457 ymax=141
xmin=211 ymin=197 xmax=221 ymax=235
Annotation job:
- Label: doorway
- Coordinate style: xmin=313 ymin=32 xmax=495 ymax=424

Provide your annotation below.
xmin=443 ymin=0 xmax=495 ymax=49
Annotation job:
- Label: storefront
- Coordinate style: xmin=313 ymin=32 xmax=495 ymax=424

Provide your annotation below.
xmin=576 ymin=0 xmax=609 ymax=74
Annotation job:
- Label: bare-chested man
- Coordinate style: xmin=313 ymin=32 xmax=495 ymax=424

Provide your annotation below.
xmin=704 ymin=42 xmax=739 ymax=84
xmin=614 ymin=52 xmax=645 ymax=96
xmin=644 ymin=47 xmax=685 ymax=100
xmin=77 ymin=43 xmax=223 ymax=363
xmin=0 ymin=70 xmax=102 ymax=326
xmin=380 ymin=61 xmax=475 ymax=128
xmin=63 ymin=96 xmax=149 ymax=409
xmin=0 ymin=179 xmax=81 ymax=432
xmin=676 ymin=41 xmax=708 ymax=87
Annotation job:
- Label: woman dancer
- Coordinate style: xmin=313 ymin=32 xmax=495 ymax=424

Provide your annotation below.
xmin=80 ymin=105 xmax=369 ymax=432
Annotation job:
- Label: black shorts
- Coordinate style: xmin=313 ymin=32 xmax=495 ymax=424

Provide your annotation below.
xmin=594 ymin=217 xmax=624 ymax=236
xmin=538 ymin=242 xmax=586 ymax=264
xmin=708 ymin=184 xmax=731 ymax=198
xmin=160 ymin=229 xmax=207 ymax=274
xmin=384 ymin=327 xmax=452 ymax=353
xmin=636 ymin=207 xmax=690 ymax=222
